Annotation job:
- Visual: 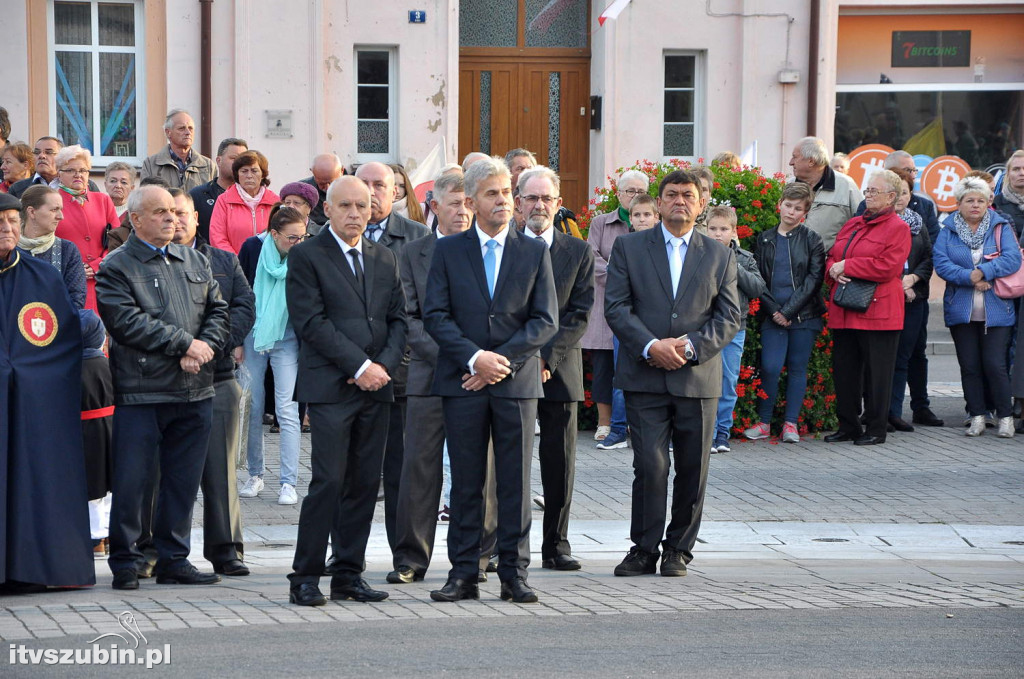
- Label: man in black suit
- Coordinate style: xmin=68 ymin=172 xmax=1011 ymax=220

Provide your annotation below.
xmin=424 ymin=156 xmax=557 ymax=603
xmin=285 ymin=176 xmax=407 ymax=606
xmin=605 ymin=169 xmax=740 ymax=578
xmin=515 ymin=167 xmax=595 ymax=572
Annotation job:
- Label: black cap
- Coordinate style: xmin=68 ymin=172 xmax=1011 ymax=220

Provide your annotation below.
xmin=0 ymin=193 xmax=21 ymax=212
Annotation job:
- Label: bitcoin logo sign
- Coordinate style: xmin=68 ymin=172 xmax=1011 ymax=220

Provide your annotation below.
xmin=846 ymin=144 xmax=895 ymax=192
xmin=920 ymin=156 xmax=972 ymax=211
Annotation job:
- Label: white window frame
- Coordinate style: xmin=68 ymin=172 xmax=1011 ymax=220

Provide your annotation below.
xmin=354 ymin=46 xmax=398 ymax=163
xmin=47 ymin=0 xmax=146 ymax=166
xmin=662 ymin=51 xmax=705 ymax=163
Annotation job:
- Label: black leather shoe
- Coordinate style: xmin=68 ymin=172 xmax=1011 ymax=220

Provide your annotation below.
xmin=330 ymin=578 xmax=388 ymax=602
xmin=289 ymin=583 xmax=327 ymax=607
xmin=214 ymin=559 xmax=250 ymax=576
xmin=542 ymin=555 xmax=581 ymax=571
xmin=888 ymin=416 xmax=914 ymax=432
xmin=824 ymin=431 xmax=858 ymax=443
xmin=430 ymin=578 xmax=479 ymax=602
xmin=135 ymin=561 xmax=155 ymax=579
xmin=386 ymin=566 xmax=424 ymax=584
xmin=477 ymin=569 xmax=488 ymax=583
xmin=854 ymin=435 xmax=886 ymax=446
xmin=912 ymin=408 xmax=944 ymax=427
xmin=613 ymin=547 xmax=659 ymax=576
xmin=323 ymin=554 xmax=340 ymax=575
xmin=500 ymin=577 xmax=538 ymax=603
xmin=155 ymin=563 xmax=221 ymax=585
xmin=111 ymin=569 xmax=139 ymax=590
xmin=486 ymin=556 xmax=498 ymax=573
xmin=660 ymin=548 xmax=688 ymax=577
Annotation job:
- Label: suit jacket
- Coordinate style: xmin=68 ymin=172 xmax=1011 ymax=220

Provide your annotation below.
xmin=400 ymin=232 xmax=440 ymax=397
xmin=538 ymin=229 xmax=595 ymax=402
xmin=424 ymin=226 xmax=558 ymax=399
xmin=605 ymin=224 xmax=741 ymax=399
xmin=285 ymin=228 xmax=408 ymax=404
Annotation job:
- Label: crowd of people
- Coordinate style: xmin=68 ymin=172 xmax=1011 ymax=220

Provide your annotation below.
xmin=2 ymin=104 xmax=1024 ymax=604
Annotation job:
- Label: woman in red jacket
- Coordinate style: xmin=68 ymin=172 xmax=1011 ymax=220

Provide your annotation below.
xmin=824 ymin=169 xmax=911 ymax=446
xmin=209 ymin=150 xmax=280 ymax=253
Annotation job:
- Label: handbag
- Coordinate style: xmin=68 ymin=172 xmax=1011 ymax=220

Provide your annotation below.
xmin=991 ymin=224 xmax=1024 ymax=299
xmin=831 ymin=228 xmax=877 ymax=312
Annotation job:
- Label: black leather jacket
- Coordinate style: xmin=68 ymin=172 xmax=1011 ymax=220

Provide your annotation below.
xmin=95 ymin=233 xmax=230 ymax=404
xmin=753 ymin=224 xmax=827 ymax=323
xmin=730 ymin=241 xmax=767 ymax=331
xmin=196 ymin=237 xmax=255 ymax=382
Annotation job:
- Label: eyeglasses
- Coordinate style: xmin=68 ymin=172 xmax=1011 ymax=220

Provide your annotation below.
xmin=619 ymin=188 xmax=646 ymax=197
xmin=863 ymin=188 xmax=894 ymax=197
xmin=520 ymin=194 xmax=559 ymax=205
xmin=33 ymin=149 xmax=57 ymax=157
xmin=60 ymin=168 xmax=89 ymax=176
xmin=282 ymin=234 xmax=305 ymax=244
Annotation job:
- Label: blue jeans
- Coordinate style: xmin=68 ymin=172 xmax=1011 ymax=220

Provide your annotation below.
xmin=758 ymin=323 xmax=817 ymax=424
xmin=244 ymin=326 xmax=301 ymax=487
xmin=715 ymin=329 xmax=746 ymax=439
xmin=610 ymin=337 xmax=627 ymax=436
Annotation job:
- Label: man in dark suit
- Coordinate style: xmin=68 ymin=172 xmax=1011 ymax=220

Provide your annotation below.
xmin=285 ymin=176 xmax=407 ymax=606
xmin=300 ymin=153 xmax=345 ymax=230
xmin=424 ymin=156 xmax=557 ymax=603
xmin=387 ymin=170 xmax=473 ymax=584
xmin=605 ymin=169 xmax=741 ymax=578
xmin=515 ymin=167 xmax=595 ymax=572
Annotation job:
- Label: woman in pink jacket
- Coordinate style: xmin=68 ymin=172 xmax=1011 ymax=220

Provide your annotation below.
xmin=209 ymin=150 xmax=280 ymax=253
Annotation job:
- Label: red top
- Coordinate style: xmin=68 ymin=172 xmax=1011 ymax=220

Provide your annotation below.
xmin=209 ymin=184 xmax=280 ymax=254
xmin=55 ymin=190 xmax=118 ymax=313
xmin=825 ymin=208 xmax=911 ymax=331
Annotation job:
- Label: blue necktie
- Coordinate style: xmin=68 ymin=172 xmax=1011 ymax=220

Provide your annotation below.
xmin=365 ymin=224 xmax=382 ymax=242
xmin=484 ymin=239 xmax=498 ymax=297
xmin=668 ymin=237 xmax=684 ymax=296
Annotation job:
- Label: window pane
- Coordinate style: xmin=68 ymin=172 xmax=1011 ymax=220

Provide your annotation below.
xmin=99 ymin=2 xmax=135 ymax=46
xmin=664 ymin=124 xmax=694 ymax=156
xmin=54 ymin=1 xmax=92 ymax=45
xmin=664 ymin=91 xmax=693 ymax=123
xmin=460 ymin=0 xmax=517 ymax=47
xmin=357 ymin=51 xmax=389 ymax=85
xmin=548 ymin=72 xmax=560 ymax=171
xmin=665 ymin=56 xmax=695 ymax=88
xmin=525 ymin=0 xmax=587 ymax=49
xmin=357 ymin=87 xmax=389 ymax=120
xmin=358 ymin=121 xmax=389 ymax=154
xmin=480 ymin=71 xmax=492 ymax=155
xmin=99 ymin=52 xmax=136 ymax=156
xmin=55 ymin=51 xmax=94 ymax=151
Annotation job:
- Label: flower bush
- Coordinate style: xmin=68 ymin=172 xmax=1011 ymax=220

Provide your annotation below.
xmin=578 ymin=159 xmax=837 ymax=437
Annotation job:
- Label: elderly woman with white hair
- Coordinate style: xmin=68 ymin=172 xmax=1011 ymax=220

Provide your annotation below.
xmin=52 ymin=144 xmax=118 ymax=312
xmin=934 ymin=177 xmax=1020 ymax=437
xmin=580 ymin=168 xmax=650 ymax=448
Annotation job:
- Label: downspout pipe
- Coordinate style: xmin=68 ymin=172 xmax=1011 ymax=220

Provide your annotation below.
xmin=199 ymin=0 xmax=213 ymax=158
xmin=807 ymin=0 xmax=820 ymax=136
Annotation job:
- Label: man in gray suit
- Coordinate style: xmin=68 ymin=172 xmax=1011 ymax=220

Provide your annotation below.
xmin=605 ymin=169 xmax=741 ymax=577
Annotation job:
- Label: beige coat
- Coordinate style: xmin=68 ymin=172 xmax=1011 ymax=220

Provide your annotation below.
xmin=798 ymin=168 xmax=863 ymax=252
xmin=580 ymin=210 xmax=630 ymax=350
xmin=140 ymin=145 xmax=214 ymax=193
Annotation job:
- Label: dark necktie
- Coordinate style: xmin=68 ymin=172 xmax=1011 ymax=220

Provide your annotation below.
xmin=366 ymin=223 xmax=382 ymax=242
xmin=348 ymin=249 xmax=364 ymax=290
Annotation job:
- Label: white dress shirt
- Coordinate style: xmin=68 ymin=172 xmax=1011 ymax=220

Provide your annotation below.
xmin=468 ymin=224 xmax=511 ymax=374
xmin=642 ymin=225 xmax=696 ymax=360
xmin=328 ymin=225 xmax=372 ymax=379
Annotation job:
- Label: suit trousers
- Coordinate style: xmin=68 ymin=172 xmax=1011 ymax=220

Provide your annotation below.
xmin=289 ymin=395 xmax=388 ymax=586
xmin=201 ymin=378 xmax=245 ymax=566
xmin=625 ymin=391 xmax=714 ymax=562
xmin=537 ymin=399 xmax=578 ymax=559
xmin=108 ymin=400 xmax=213 ymax=574
xmin=833 ymin=329 xmax=901 ymax=438
xmin=444 ymin=393 xmax=536 ymax=583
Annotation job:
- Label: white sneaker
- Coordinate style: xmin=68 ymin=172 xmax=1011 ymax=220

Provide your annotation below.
xmin=594 ymin=425 xmax=611 ymax=441
xmin=965 ymin=415 xmax=986 ymax=437
xmin=239 ymin=475 xmax=264 ymax=498
xmin=278 ymin=483 xmax=298 ymax=505
xmin=535 ymin=420 xmax=541 ymax=435
xmin=997 ymin=416 xmax=1015 ymax=438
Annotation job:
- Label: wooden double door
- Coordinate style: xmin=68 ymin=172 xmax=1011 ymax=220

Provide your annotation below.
xmin=459 ymin=56 xmax=590 ymax=215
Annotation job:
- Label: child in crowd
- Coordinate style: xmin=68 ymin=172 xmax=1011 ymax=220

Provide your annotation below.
xmin=706 ymin=206 xmax=765 ymax=452
xmin=745 ymin=182 xmax=826 ymax=443
xmin=628 ymin=193 xmax=658 ymax=231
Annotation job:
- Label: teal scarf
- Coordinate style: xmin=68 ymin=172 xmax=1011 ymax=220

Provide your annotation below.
xmin=252 ymin=234 xmax=290 ymax=352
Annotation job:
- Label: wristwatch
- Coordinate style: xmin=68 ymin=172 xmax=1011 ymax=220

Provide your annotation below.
xmin=679 ymin=334 xmax=696 ymax=362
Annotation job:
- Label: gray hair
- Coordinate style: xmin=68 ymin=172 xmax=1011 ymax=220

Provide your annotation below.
xmin=164 ymin=108 xmax=193 ymax=130
xmin=884 ymin=150 xmax=913 ymax=169
xmin=692 ymin=165 xmax=715 ymax=195
xmin=104 ymin=161 xmax=136 ymax=182
xmin=126 ymin=185 xmax=170 ymax=226
xmin=868 ymin=169 xmax=903 ymax=202
xmin=437 ymin=162 xmax=463 ymax=176
xmin=461 ymin=151 xmax=489 ymax=170
xmin=432 ymin=170 xmax=465 ymax=201
xmin=954 ymin=176 xmax=993 ymax=203
xmin=54 ymin=144 xmax=91 ymax=171
xmin=517 ymin=166 xmax=560 ymax=195
xmin=504 ymin=148 xmax=536 ymax=167
xmin=794 ymin=136 xmax=830 ymax=168
xmin=617 ymin=169 xmax=649 ymax=187
xmin=464 ymin=155 xmax=511 ymax=199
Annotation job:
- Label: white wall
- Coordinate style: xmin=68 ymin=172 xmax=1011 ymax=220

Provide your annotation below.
xmin=0 ymin=1 xmax=32 ymax=143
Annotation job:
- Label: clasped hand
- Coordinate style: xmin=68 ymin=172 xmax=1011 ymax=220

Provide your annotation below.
xmin=647 ymin=338 xmax=687 ymax=370
xmin=347 ymin=362 xmax=391 ymax=391
xmin=829 ymin=259 xmax=850 ymax=285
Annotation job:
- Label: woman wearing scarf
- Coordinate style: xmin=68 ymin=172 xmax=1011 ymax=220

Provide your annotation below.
xmin=238 ymin=206 xmax=305 ymax=506
xmin=934 ymin=177 xmax=1020 ymax=437
xmin=992 ymin=150 xmax=1024 ymax=233
xmin=887 ymin=168 xmax=934 ymax=433
xmin=19 ymin=185 xmax=86 ymax=310
xmin=51 ymin=145 xmax=117 ymax=312
xmin=209 ymin=150 xmax=280 ymax=253
xmin=824 ymin=170 xmax=911 ymax=446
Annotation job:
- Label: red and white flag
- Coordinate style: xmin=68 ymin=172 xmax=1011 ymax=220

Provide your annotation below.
xmin=598 ymin=0 xmax=632 ymax=26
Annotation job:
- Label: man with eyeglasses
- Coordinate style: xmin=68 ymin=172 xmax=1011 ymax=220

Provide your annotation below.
xmin=9 ymin=137 xmax=98 ymax=198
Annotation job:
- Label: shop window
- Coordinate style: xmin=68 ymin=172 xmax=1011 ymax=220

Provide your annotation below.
xmin=50 ymin=0 xmax=144 ymax=163
xmin=663 ymin=53 xmax=702 ymax=159
xmin=355 ymin=48 xmax=396 ymax=159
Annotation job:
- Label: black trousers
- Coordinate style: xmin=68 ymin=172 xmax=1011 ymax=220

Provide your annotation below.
xmin=833 ymin=329 xmax=901 ymax=438
xmin=950 ymin=322 xmax=1013 ymax=418
xmin=891 ymin=299 xmax=931 ymax=418
xmin=444 ymin=394 xmax=535 ymax=583
xmin=201 ymin=379 xmax=245 ymax=566
xmin=108 ymin=400 xmax=213 ymax=574
xmin=382 ymin=398 xmax=406 ymax=552
xmin=289 ymin=395 xmax=388 ymax=586
xmin=537 ymin=399 xmax=578 ymax=560
xmin=624 ymin=391 xmax=714 ymax=562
